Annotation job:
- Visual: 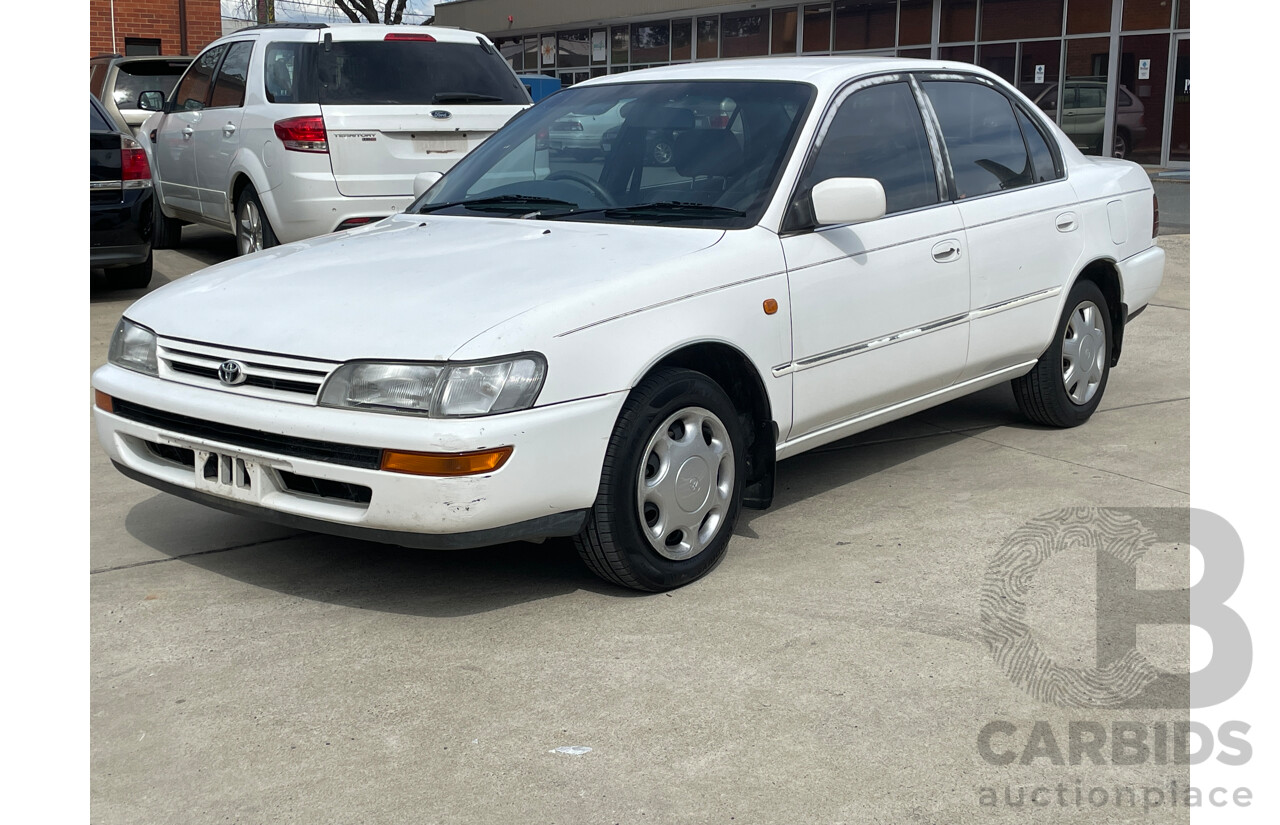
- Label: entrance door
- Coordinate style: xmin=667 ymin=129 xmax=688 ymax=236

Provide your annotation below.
xmin=1166 ymin=35 xmax=1189 ymax=166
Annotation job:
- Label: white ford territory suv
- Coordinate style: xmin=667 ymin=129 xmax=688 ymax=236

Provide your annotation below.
xmin=139 ymin=23 xmax=531 ymax=255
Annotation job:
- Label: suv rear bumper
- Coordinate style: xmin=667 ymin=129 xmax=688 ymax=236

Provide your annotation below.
xmin=262 ymin=171 xmax=414 ymax=244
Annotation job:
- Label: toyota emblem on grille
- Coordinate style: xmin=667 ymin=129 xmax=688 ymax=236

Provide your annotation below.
xmin=431 ymin=110 xmax=452 ymax=120
xmin=218 ymin=360 xmax=247 ymax=386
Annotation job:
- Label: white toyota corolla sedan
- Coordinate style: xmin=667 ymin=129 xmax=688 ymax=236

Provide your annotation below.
xmin=93 ymin=57 xmax=1165 ymax=591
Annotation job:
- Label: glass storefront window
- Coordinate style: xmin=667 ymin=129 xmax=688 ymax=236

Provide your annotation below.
xmin=523 ymin=37 xmax=539 ymax=71
xmin=978 ymin=42 xmax=1016 ymax=83
xmin=558 ymin=30 xmax=590 ymax=68
xmin=1066 ymin=0 xmax=1111 ymax=35
xmin=697 ymin=16 xmax=720 ymax=59
xmin=899 ymin=47 xmax=931 ymax=59
xmin=672 ymin=19 xmax=692 ymax=61
xmin=981 ymin=0 xmax=1063 ymax=41
xmin=940 ymin=0 xmax=978 ymax=42
xmin=804 ymin=5 xmax=833 ymax=53
xmin=632 ymin=22 xmax=670 ymax=63
xmin=939 ymin=44 xmax=975 ymax=62
xmin=1178 ymin=0 xmax=1189 ymax=29
xmin=899 ymin=0 xmax=933 ymax=45
xmin=1169 ymin=36 xmax=1189 ymax=162
xmin=1117 ymin=33 xmax=1170 ymax=164
xmin=611 ymin=25 xmax=630 ymax=65
xmin=1019 ymin=39 xmax=1061 ymax=99
xmin=722 ymin=11 xmax=769 ymax=57
xmin=494 ymin=37 xmax=522 ymax=71
xmin=773 ymin=7 xmax=799 ymax=54
xmin=834 ymin=1 xmax=896 ymax=51
xmin=1063 ymin=36 xmax=1111 ymax=155
xmin=1124 ymin=0 xmax=1174 ymax=31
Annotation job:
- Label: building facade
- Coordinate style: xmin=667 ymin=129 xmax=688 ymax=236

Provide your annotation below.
xmin=90 ymin=0 xmax=223 ymax=57
xmin=435 ymin=0 xmax=1189 ymax=168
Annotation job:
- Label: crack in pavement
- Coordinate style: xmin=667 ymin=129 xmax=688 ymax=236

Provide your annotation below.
xmin=90 ymin=533 xmax=306 ymax=575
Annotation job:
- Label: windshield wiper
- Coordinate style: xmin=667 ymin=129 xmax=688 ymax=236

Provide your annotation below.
xmin=433 ymin=92 xmax=505 ymax=104
xmin=599 ymin=201 xmax=747 ymax=221
xmin=416 ymin=195 xmax=579 ymax=215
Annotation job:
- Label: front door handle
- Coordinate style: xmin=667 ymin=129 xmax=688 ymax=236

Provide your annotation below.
xmin=931 ymin=239 xmax=962 ymax=263
xmin=223 ymin=123 xmax=237 ymax=136
xmin=181 ymin=126 xmax=194 ymax=140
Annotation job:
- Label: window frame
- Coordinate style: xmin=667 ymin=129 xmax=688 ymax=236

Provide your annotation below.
xmin=169 ymin=43 xmax=230 ymax=112
xmin=913 ymin=71 xmax=1066 ymax=203
xmin=207 ymin=41 xmax=254 ymax=110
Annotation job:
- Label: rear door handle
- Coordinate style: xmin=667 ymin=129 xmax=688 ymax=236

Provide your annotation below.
xmin=1056 ymin=212 xmax=1078 ymax=232
xmin=931 ymin=239 xmax=962 ymax=263
xmin=223 ymin=123 xmax=237 ymax=136
xmin=181 ymin=126 xmax=194 ymax=140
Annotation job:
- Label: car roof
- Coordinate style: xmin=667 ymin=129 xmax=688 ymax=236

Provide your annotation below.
xmin=91 ymin=54 xmax=192 ymax=65
xmin=205 ymin=22 xmax=494 ymax=47
xmin=574 ymin=56 xmax=1006 ymax=94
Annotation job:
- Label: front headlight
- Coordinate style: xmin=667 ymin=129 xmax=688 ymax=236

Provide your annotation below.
xmin=319 ymin=354 xmax=546 ymax=417
xmin=107 ymin=318 xmax=157 ymax=375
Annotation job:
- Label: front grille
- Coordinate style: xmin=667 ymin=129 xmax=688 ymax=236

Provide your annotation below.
xmin=156 ymin=338 xmax=336 ymax=403
xmin=114 ymin=399 xmax=382 ymax=470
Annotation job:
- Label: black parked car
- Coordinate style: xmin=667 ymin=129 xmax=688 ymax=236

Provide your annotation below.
xmin=91 ymin=95 xmax=154 ymax=290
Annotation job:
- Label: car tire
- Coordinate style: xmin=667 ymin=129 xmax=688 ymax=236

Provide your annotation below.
xmin=152 ymin=208 xmax=181 ymax=250
xmin=1012 ymin=279 xmax=1112 ymax=428
xmin=235 ymin=186 xmax=278 ymax=256
xmin=649 ymin=139 xmax=674 ymax=166
xmin=575 ymin=367 xmax=746 ymax=592
xmin=1113 ymin=129 xmax=1130 ymax=159
xmin=103 ymin=250 xmax=153 ymax=291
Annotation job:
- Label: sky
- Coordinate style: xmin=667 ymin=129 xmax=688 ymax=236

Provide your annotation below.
xmin=221 ymin=1 xmax=438 ymax=25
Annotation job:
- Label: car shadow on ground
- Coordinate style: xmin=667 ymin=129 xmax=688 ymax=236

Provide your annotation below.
xmin=116 ymin=383 xmax=1031 ymax=617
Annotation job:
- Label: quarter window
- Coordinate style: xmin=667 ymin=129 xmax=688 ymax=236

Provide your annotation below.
xmin=1015 ymin=107 xmax=1060 ymax=183
xmin=172 ymin=45 xmax=227 ymax=111
xmin=209 ymin=42 xmax=253 ymax=109
xmin=799 ymin=81 xmax=939 ymax=216
xmin=923 ymin=80 xmax=1035 ymax=198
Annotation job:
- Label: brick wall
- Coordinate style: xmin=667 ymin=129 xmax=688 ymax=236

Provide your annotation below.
xmin=90 ymin=0 xmax=223 ymax=57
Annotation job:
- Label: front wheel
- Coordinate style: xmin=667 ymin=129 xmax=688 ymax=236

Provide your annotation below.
xmin=575 ymin=368 xmax=746 ymax=591
xmin=235 ymin=186 xmax=278 ymax=256
xmin=1012 ymin=279 xmax=1112 ymax=427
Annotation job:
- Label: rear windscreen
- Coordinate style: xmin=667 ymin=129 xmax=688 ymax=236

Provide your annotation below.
xmin=309 ymin=41 xmax=529 ymax=106
xmin=112 ymin=60 xmax=190 ymax=108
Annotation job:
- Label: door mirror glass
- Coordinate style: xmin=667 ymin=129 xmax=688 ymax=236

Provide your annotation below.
xmin=138 ymin=91 xmax=165 ymax=111
xmin=811 ymin=177 xmax=886 ymax=226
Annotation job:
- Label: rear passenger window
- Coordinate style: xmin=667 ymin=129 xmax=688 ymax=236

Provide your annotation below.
xmin=799 ymin=81 xmax=938 ymax=216
xmin=1015 ymin=107 xmax=1060 ymax=183
xmin=264 ymin=43 xmax=306 ymax=103
xmin=173 ymin=45 xmax=226 ymax=111
xmin=923 ymin=80 xmax=1034 ymax=199
xmin=90 ymin=100 xmax=112 ymax=132
xmin=209 ymin=42 xmax=252 ymax=109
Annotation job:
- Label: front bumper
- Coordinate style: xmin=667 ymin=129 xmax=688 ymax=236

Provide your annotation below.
xmin=92 ymin=363 xmax=626 ymax=546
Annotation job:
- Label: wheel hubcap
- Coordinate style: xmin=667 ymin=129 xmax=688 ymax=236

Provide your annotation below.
xmin=238 ymin=200 xmax=262 ymax=254
xmin=1061 ymin=300 xmax=1106 ymax=405
xmin=636 ymin=406 xmax=735 ymax=561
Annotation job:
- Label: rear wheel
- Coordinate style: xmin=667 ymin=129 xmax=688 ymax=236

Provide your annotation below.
xmin=1012 ymin=279 xmax=1112 ymax=427
xmin=575 ymin=368 xmax=745 ymax=591
xmin=649 ymin=139 xmax=674 ymax=166
xmin=103 ymin=251 xmax=153 ymax=291
xmin=235 ymin=186 xmax=278 ymax=256
xmin=152 ymin=207 xmax=181 ymax=250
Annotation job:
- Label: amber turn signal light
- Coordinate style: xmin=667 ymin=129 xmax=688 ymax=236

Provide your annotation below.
xmin=94 ymin=390 xmax=113 ymax=413
xmin=380 ymin=446 xmax=513 ymax=477
xmin=763 ymin=298 xmax=779 ymax=315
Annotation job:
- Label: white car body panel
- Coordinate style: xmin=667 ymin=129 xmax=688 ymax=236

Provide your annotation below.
xmin=95 ymin=56 xmax=1165 ymax=551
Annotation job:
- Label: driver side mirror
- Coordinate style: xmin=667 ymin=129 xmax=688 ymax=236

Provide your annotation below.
xmin=413 ymin=171 xmax=443 ymax=198
xmin=810 ymin=177 xmax=886 ymax=226
xmin=138 ymin=91 xmax=165 ymax=112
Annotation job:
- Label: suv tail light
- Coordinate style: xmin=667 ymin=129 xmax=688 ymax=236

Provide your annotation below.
xmin=385 ymin=33 xmax=435 ymax=41
xmin=1152 ymin=193 xmax=1160 ymax=238
xmin=274 ymin=116 xmax=329 ymax=153
xmin=120 ymin=136 xmax=152 ymax=188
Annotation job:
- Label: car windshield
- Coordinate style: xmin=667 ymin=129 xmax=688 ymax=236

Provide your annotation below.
xmin=412 ymin=80 xmax=815 ymax=228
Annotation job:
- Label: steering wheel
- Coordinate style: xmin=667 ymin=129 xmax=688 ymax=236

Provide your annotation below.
xmin=546 ymin=170 xmax=617 ymax=207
